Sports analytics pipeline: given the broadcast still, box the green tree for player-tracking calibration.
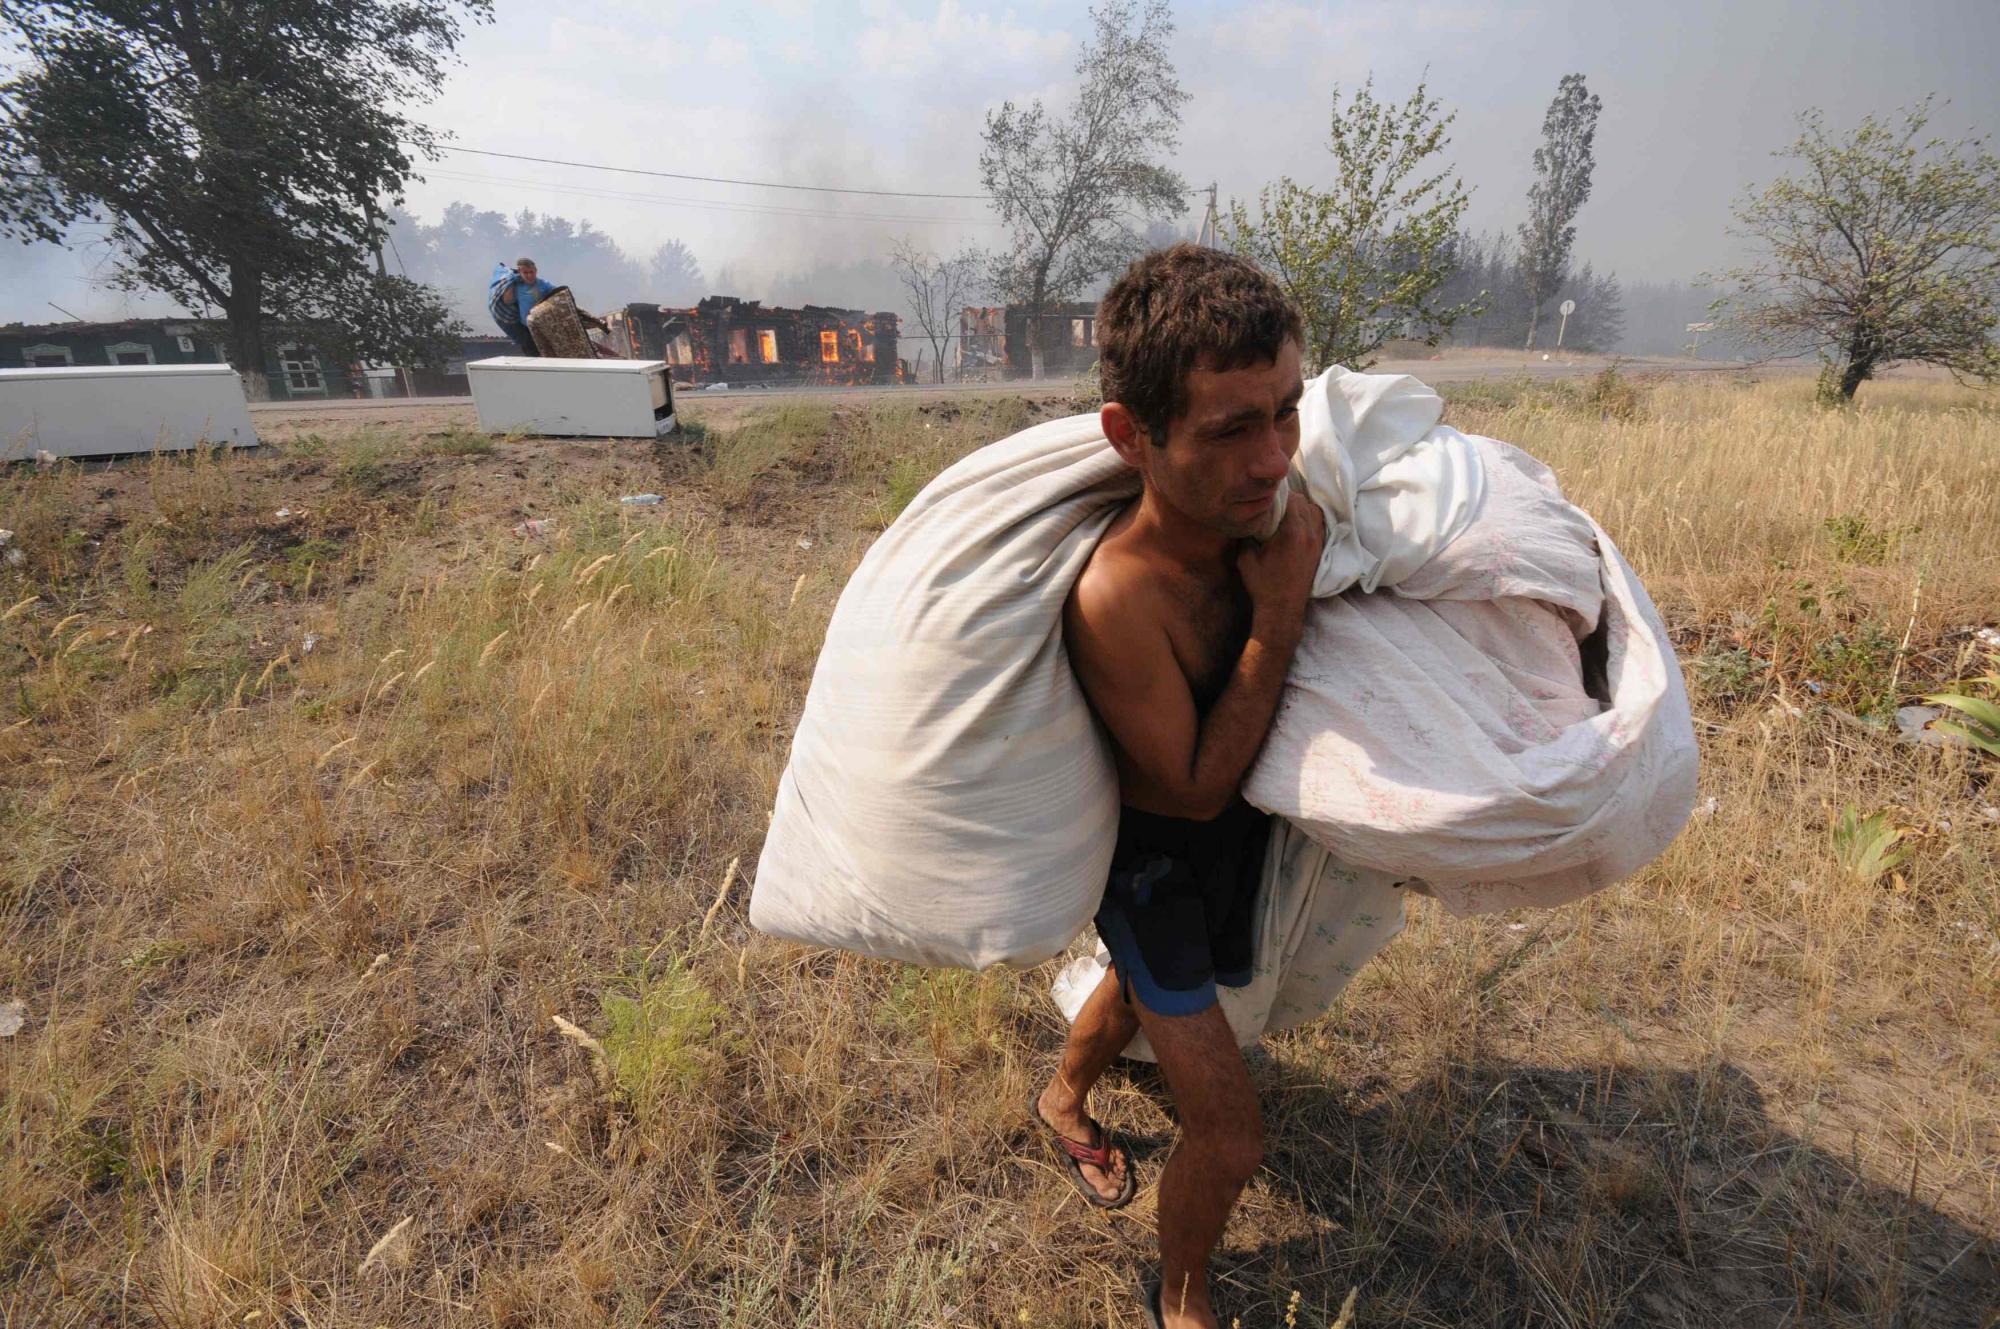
[1519,73,1602,350]
[978,0,1187,379]
[0,0,489,398]
[299,272,470,373]
[1227,76,1477,370]
[1718,100,2000,403]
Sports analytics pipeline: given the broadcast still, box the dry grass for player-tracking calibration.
[2,377,1996,1327]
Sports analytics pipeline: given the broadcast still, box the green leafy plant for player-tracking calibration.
[882,457,930,523]
[1820,513,1916,564]
[1830,805,1906,884]
[599,963,727,1115]
[419,429,496,458]
[1924,674,2000,756]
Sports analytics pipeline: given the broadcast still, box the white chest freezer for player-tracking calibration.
[466,357,677,438]
[0,363,259,460]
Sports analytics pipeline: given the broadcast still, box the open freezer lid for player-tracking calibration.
[0,363,244,383]
[465,357,667,373]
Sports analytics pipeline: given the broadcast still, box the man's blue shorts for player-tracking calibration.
[1094,800,1270,1017]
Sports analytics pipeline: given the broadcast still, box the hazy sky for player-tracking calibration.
[6,0,1997,322]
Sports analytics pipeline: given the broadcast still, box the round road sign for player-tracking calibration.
[1559,299,1576,317]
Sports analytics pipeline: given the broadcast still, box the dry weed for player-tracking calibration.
[1,377,1994,1327]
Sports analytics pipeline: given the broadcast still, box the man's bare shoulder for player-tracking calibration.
[1066,531,1171,646]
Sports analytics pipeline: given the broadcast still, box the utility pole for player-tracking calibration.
[1197,183,1219,248]
[364,200,418,398]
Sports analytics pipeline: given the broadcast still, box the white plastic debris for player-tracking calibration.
[797,538,813,551]
[619,494,663,506]
[0,1000,25,1038]
[1693,796,1720,818]
[0,528,13,545]
[5,548,24,568]
[703,382,730,392]
[35,450,57,468]
[1977,627,2000,649]
[1980,806,1999,824]
[301,632,320,655]
[1895,705,1968,748]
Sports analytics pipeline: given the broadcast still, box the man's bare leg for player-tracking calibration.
[1134,1001,1261,1329]
[1037,966,1139,1201]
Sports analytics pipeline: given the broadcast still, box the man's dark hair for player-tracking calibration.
[1096,244,1303,442]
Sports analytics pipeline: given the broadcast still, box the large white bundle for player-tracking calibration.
[750,365,1697,975]
[752,367,1483,969]
[1245,438,1700,915]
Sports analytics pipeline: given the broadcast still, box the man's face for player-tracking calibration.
[517,263,537,284]
[1127,338,1304,541]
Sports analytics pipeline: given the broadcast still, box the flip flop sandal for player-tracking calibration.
[1026,1089,1138,1210]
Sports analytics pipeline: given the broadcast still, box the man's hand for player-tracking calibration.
[1236,495,1324,636]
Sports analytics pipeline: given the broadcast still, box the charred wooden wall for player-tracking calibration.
[958,302,1101,379]
[608,297,902,387]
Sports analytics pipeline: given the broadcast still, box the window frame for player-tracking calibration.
[277,343,326,396]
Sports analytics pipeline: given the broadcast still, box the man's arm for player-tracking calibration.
[1065,503,1322,821]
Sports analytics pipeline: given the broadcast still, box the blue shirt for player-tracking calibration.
[488,263,555,330]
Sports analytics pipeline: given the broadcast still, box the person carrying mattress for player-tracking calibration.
[1027,245,1323,1329]
[487,257,554,356]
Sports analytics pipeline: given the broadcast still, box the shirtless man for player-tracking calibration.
[1029,246,1322,1329]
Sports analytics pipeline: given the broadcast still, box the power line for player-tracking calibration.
[419,165,1002,227]
[427,144,995,202]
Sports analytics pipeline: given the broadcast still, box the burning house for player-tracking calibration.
[605,297,903,388]
[958,302,1101,379]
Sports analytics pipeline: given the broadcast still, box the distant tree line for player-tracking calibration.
[1432,231,1621,353]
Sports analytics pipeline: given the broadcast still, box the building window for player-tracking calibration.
[23,343,73,368]
[1071,318,1093,348]
[278,345,324,395]
[668,332,692,365]
[845,328,863,360]
[727,328,750,363]
[819,330,839,363]
[108,341,156,366]
[757,329,779,364]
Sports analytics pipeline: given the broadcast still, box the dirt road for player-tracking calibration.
[246,351,1770,441]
